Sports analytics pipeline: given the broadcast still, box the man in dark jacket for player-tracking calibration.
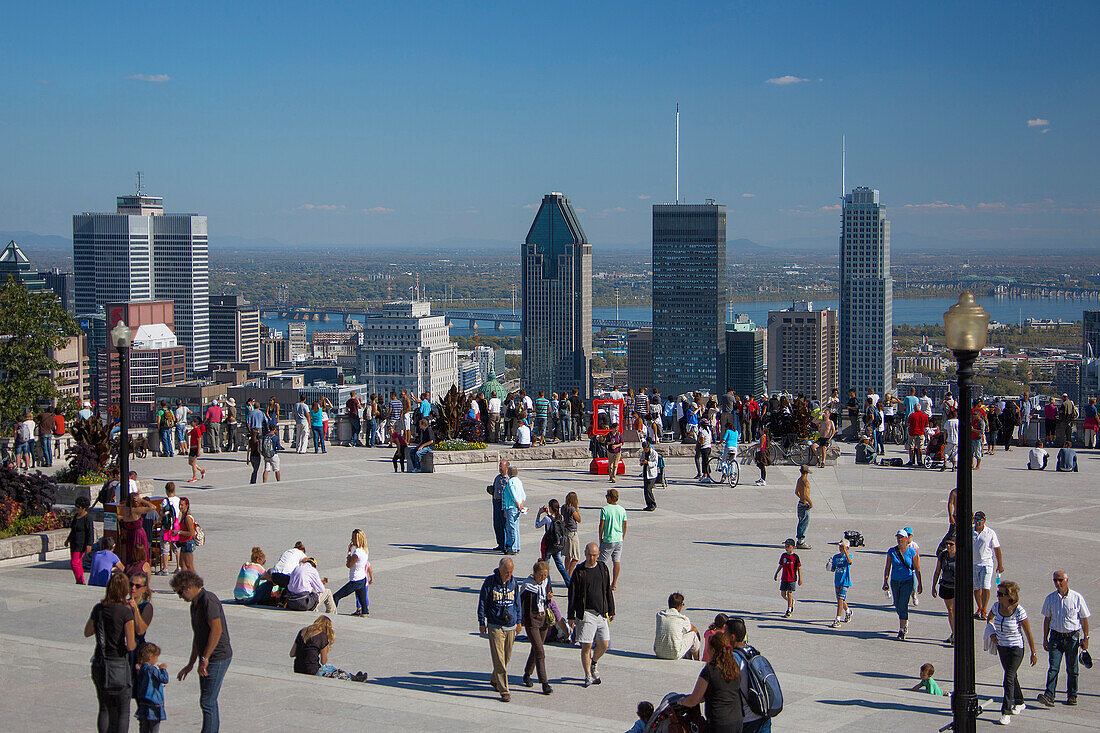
[478,557,522,702]
[568,542,615,688]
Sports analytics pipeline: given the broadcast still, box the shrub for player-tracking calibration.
[0,511,63,539]
[436,439,488,451]
[0,466,57,519]
[57,441,101,483]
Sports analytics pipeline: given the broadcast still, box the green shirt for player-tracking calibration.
[600,504,627,543]
[919,677,944,696]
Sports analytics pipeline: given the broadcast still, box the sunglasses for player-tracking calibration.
[996,591,1008,596]
[131,583,145,588]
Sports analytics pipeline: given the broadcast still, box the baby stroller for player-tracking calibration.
[924,432,946,469]
[645,693,706,733]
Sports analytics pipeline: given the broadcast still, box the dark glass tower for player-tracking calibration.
[521,193,592,399]
[652,201,727,396]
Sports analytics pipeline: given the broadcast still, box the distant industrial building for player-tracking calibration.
[652,201,726,396]
[209,295,261,370]
[766,301,838,402]
[521,192,593,399]
[839,186,892,398]
[356,301,458,398]
[726,318,765,398]
[626,328,653,393]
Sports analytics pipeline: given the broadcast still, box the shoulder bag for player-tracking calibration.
[93,604,132,692]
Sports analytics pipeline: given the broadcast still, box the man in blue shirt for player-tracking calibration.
[477,557,522,702]
[830,538,853,627]
[247,402,267,440]
[502,467,526,554]
[89,537,124,587]
[419,393,432,420]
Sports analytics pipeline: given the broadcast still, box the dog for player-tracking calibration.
[129,435,149,459]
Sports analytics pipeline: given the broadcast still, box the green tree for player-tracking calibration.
[0,276,81,425]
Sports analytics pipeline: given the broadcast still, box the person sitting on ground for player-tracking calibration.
[1056,441,1079,472]
[89,536,124,587]
[514,418,532,449]
[911,662,948,696]
[235,547,268,604]
[654,592,702,660]
[290,614,368,682]
[624,701,655,733]
[1027,440,1049,470]
[283,557,336,613]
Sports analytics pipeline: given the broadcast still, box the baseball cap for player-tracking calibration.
[974,511,987,521]
[1082,650,1094,669]
[784,538,796,547]
[903,527,914,536]
[895,529,908,537]
[837,538,850,548]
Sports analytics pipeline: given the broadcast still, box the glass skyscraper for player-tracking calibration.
[839,186,892,397]
[652,201,726,397]
[521,193,592,399]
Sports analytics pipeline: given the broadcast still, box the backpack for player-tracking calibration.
[261,434,276,459]
[545,517,567,554]
[161,498,177,532]
[161,409,176,428]
[734,645,783,719]
[872,411,882,429]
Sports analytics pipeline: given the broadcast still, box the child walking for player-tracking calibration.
[829,538,853,627]
[134,642,169,732]
[910,663,948,696]
[774,538,802,617]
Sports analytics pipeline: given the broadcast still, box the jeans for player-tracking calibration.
[547,550,570,585]
[643,477,657,510]
[492,501,505,549]
[559,415,572,441]
[349,416,361,445]
[694,446,711,476]
[199,657,231,733]
[225,423,238,452]
[159,429,173,456]
[91,662,131,733]
[998,645,1025,713]
[890,578,915,622]
[366,418,377,447]
[505,507,521,553]
[333,578,368,612]
[176,424,186,450]
[39,435,53,466]
[411,446,431,471]
[1045,631,1080,697]
[796,503,810,541]
[311,425,325,453]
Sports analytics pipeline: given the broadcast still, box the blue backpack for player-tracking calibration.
[734,646,783,719]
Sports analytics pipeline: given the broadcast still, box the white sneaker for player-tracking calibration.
[998,714,1011,725]
[1011,704,1025,715]
[758,480,766,486]
[913,596,920,607]
[844,609,853,622]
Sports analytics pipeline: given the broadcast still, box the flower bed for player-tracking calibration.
[436,439,487,451]
[0,465,61,540]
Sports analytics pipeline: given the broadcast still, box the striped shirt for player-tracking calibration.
[990,603,1028,648]
[535,397,550,419]
[389,399,402,419]
[1042,589,1091,634]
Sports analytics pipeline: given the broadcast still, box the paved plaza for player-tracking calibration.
[2,441,1098,732]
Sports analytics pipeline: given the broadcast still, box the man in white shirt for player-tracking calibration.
[943,414,960,471]
[1028,440,1049,470]
[609,386,624,402]
[653,593,701,660]
[972,511,1004,617]
[514,420,532,448]
[919,390,933,417]
[1038,570,1091,707]
[487,392,502,443]
[270,542,307,588]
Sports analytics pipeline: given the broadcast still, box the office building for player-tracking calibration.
[521,192,593,399]
[652,201,726,396]
[209,295,261,370]
[261,336,291,370]
[74,192,209,375]
[458,359,482,393]
[46,334,90,405]
[766,301,838,402]
[474,344,505,382]
[287,322,308,360]
[726,318,765,398]
[43,269,76,313]
[356,301,458,398]
[839,186,892,397]
[0,239,47,292]
[626,328,654,393]
[311,330,361,359]
[98,300,186,416]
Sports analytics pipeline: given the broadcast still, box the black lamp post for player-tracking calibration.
[943,291,990,733]
[111,321,134,500]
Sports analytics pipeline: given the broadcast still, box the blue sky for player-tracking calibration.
[1,1,1097,248]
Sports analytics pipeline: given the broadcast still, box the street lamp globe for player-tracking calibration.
[943,291,990,353]
[111,322,133,349]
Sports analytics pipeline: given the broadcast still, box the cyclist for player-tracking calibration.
[720,421,740,465]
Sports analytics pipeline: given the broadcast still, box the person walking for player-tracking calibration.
[503,466,525,554]
[521,560,555,695]
[882,529,922,641]
[813,412,835,467]
[488,459,509,552]
[606,423,623,482]
[973,511,1004,618]
[598,488,627,591]
[639,441,659,511]
[932,538,958,644]
[794,465,812,550]
[332,528,373,617]
[155,401,174,457]
[568,542,615,688]
[562,491,582,578]
[829,538,854,628]
[988,581,1037,725]
[477,557,523,702]
[172,570,232,733]
[678,632,743,733]
[186,417,206,483]
[1038,570,1091,708]
[84,573,136,733]
[246,432,262,485]
[261,423,281,482]
[534,500,570,585]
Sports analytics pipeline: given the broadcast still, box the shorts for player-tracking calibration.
[910,435,925,452]
[938,585,955,601]
[974,564,994,590]
[15,441,32,456]
[535,418,548,436]
[264,454,280,472]
[188,447,199,458]
[179,540,196,553]
[817,436,831,448]
[598,541,622,564]
[576,610,610,645]
[835,585,848,600]
[780,580,797,593]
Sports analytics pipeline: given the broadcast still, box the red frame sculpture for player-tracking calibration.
[589,398,626,475]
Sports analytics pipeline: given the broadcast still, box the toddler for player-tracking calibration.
[702,613,729,662]
[133,642,169,732]
[625,700,655,733]
[911,662,947,696]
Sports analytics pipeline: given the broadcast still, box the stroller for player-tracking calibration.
[644,692,706,732]
[924,432,946,469]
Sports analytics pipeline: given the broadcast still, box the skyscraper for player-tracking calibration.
[766,301,838,402]
[652,201,726,396]
[521,193,592,399]
[839,186,892,397]
[0,240,47,292]
[626,327,654,393]
[74,192,209,376]
[209,294,261,369]
[726,318,765,398]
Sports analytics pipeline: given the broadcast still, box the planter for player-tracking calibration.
[0,528,69,563]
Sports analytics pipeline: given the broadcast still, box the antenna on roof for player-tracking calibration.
[675,103,680,204]
[841,135,846,197]
[136,171,144,196]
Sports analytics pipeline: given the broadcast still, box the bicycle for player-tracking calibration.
[714,451,740,487]
[884,419,905,445]
[766,435,813,466]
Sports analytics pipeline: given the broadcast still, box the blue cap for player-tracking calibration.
[904,527,914,535]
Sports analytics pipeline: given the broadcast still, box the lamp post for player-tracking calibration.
[111,321,133,500]
[943,291,990,733]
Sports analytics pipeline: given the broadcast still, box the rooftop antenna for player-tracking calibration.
[841,135,846,197]
[136,171,144,196]
[675,103,680,203]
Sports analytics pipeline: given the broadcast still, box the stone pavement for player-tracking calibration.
[2,440,1098,732]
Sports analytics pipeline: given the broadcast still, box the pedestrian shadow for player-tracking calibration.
[853,670,916,681]
[819,698,949,716]
[368,669,499,700]
[693,541,781,551]
[758,623,946,646]
[389,543,500,555]
[430,585,480,595]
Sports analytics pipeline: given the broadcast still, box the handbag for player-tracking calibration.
[93,605,132,692]
[192,519,205,546]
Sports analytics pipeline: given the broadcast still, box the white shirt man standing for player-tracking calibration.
[1038,570,1090,708]
[972,511,1003,617]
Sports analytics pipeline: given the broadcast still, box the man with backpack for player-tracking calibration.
[156,400,176,457]
[726,617,782,732]
[1058,393,1079,446]
[261,423,281,483]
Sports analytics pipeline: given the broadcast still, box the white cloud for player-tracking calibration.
[522,203,538,209]
[297,204,344,211]
[766,75,809,85]
[1041,128,1051,134]
[900,201,967,210]
[976,202,1006,211]
[741,193,755,198]
[575,208,588,213]
[127,74,171,83]
[35,78,51,85]
[363,206,393,213]
[636,194,651,200]
[818,204,841,212]
[1027,118,1050,127]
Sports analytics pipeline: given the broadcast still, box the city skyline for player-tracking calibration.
[1,2,1097,250]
